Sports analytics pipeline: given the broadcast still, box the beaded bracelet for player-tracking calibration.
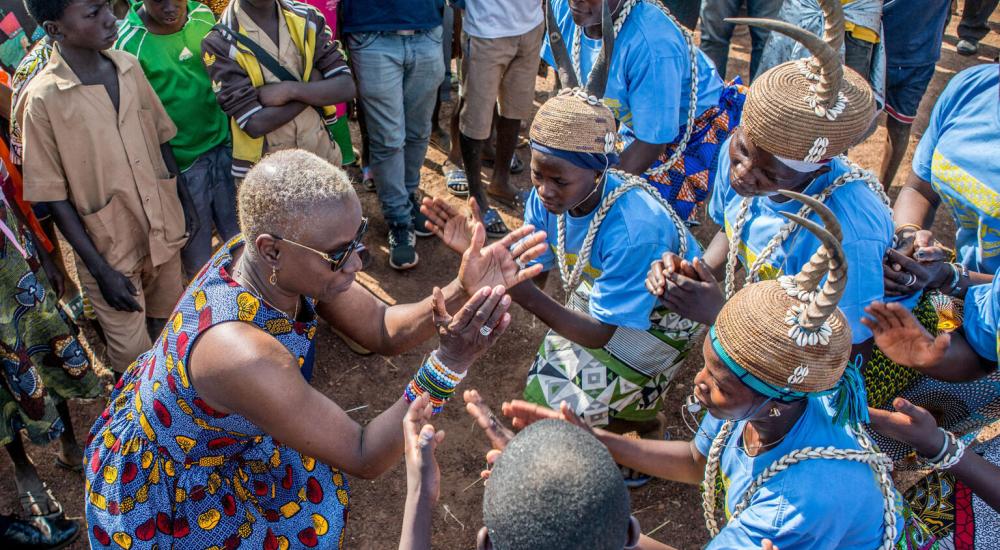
[920,428,967,470]
[403,351,467,414]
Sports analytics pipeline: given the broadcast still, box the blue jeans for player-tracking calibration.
[348,28,445,229]
[699,0,783,79]
[180,143,239,279]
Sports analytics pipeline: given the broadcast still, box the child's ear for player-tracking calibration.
[42,21,62,40]
[476,526,492,550]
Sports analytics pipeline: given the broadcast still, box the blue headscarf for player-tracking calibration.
[530,142,619,172]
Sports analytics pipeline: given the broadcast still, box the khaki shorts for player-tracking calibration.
[77,252,184,372]
[459,23,544,140]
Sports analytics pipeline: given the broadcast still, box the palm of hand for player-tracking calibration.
[876,324,942,368]
[461,245,517,291]
[441,215,474,254]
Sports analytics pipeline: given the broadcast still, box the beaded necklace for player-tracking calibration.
[722,158,890,298]
[555,169,690,298]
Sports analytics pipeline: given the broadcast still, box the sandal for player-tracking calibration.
[445,168,470,197]
[481,208,510,238]
[482,154,525,175]
[487,188,530,211]
[18,487,63,520]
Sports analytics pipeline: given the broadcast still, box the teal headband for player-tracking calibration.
[708,326,869,426]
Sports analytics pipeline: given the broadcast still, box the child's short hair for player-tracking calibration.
[24,0,75,25]
[483,419,631,550]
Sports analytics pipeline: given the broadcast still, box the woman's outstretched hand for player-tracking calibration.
[432,285,512,373]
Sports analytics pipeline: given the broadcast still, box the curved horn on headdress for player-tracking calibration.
[778,208,847,331]
[545,0,580,89]
[778,190,842,295]
[725,0,845,111]
[584,0,615,98]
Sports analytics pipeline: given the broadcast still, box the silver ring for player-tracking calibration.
[480,325,493,337]
[904,273,918,287]
[515,258,526,270]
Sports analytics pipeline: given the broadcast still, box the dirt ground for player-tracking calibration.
[2,6,998,550]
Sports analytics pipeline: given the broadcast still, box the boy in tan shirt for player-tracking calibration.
[21,0,197,374]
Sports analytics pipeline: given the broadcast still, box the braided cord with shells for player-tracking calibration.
[555,168,690,297]
[569,0,700,178]
[702,421,898,549]
[723,157,889,299]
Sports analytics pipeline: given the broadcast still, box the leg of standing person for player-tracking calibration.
[350,33,418,269]
[178,149,220,281]
[698,0,741,78]
[957,0,1000,55]
[880,63,936,189]
[747,0,784,80]
[402,28,446,240]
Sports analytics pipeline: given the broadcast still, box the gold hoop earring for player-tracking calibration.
[269,266,278,285]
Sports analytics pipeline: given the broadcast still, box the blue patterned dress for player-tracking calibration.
[84,237,348,549]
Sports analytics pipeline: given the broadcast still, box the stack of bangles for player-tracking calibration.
[403,351,467,414]
[942,262,969,296]
[920,428,967,470]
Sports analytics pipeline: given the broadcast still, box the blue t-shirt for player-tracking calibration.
[912,64,1000,275]
[524,171,701,330]
[540,0,723,145]
[339,0,442,33]
[882,0,950,67]
[695,395,904,549]
[710,141,912,343]
[962,277,1000,362]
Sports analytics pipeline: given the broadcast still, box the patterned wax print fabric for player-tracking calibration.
[9,40,52,166]
[696,396,905,549]
[709,143,907,343]
[0,190,100,446]
[522,172,704,426]
[863,292,1000,465]
[0,0,43,75]
[84,237,348,549]
[962,275,1000,362]
[903,436,1000,549]
[912,63,1000,275]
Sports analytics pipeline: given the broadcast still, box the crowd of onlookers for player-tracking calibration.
[0,0,998,547]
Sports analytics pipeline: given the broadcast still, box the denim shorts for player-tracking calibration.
[885,63,936,124]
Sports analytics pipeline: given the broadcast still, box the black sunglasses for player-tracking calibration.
[273,217,368,272]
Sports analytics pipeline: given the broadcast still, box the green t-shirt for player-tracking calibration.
[115,2,229,170]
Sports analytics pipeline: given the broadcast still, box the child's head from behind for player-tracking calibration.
[479,419,636,550]
[26,0,117,50]
[140,0,188,34]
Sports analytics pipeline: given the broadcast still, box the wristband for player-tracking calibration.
[403,351,467,414]
[893,223,922,235]
[920,428,967,470]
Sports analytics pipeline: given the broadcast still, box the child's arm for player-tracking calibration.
[201,33,309,138]
[46,201,142,312]
[508,280,617,348]
[399,395,443,550]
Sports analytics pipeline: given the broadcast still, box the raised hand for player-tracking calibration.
[433,285,512,373]
[657,256,723,325]
[403,394,446,503]
[501,399,591,432]
[458,221,548,294]
[421,197,479,254]
[463,389,515,481]
[861,301,950,370]
[868,397,943,458]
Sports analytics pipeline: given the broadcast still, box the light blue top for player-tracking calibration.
[540,0,723,145]
[912,63,1000,275]
[695,395,904,549]
[524,171,701,330]
[709,140,914,343]
[961,276,1000,362]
